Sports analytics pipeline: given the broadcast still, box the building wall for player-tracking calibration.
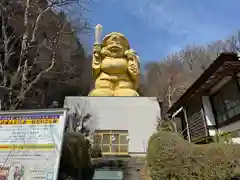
[202,95,240,140]
[202,96,217,136]
[174,94,240,141]
[185,97,208,142]
[218,121,240,144]
[218,120,240,133]
[64,97,160,154]
[202,96,216,126]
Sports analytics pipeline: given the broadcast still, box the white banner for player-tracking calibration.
[0,109,67,180]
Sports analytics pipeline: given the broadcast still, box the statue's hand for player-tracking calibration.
[93,44,102,66]
[93,44,102,54]
[128,62,139,76]
[92,44,101,78]
[124,49,136,60]
[125,49,140,78]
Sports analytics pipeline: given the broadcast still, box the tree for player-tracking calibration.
[144,56,191,113]
[179,45,216,78]
[66,99,97,137]
[143,30,240,115]
[59,132,94,180]
[156,116,177,133]
[0,0,91,110]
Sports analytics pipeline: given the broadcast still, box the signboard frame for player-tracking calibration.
[0,108,68,180]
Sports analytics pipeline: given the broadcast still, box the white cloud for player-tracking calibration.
[122,0,228,43]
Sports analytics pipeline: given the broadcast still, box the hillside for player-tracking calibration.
[143,30,240,113]
[0,0,92,109]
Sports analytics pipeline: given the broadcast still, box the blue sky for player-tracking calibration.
[80,0,240,65]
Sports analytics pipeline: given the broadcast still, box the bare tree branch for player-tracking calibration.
[17,0,30,76]
[31,7,51,43]
[11,51,56,110]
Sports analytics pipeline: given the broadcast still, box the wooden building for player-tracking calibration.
[168,52,240,143]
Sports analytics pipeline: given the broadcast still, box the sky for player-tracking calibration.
[79,0,240,65]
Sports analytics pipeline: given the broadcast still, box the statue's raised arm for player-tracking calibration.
[92,24,103,79]
[125,49,140,90]
[92,43,102,79]
[89,26,141,96]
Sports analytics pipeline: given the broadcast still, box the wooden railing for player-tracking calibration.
[187,110,208,142]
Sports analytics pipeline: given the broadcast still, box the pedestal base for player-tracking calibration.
[64,97,160,154]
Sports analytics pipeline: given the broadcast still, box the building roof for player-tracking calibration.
[167,52,240,115]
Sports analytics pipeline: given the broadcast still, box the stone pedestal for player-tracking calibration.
[64,97,161,155]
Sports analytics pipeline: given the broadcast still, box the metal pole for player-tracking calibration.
[183,107,191,142]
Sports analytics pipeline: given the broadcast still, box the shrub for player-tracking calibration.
[147,131,240,180]
[140,162,151,180]
[90,145,102,158]
[60,132,91,172]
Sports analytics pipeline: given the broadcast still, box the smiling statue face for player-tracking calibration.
[107,35,124,51]
[102,33,130,58]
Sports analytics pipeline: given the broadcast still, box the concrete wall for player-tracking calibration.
[64,97,160,154]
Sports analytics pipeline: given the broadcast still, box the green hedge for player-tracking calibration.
[147,131,240,180]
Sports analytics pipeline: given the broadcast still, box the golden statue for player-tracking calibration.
[88,24,140,96]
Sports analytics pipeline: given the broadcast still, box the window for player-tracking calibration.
[93,130,129,155]
[211,79,240,124]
